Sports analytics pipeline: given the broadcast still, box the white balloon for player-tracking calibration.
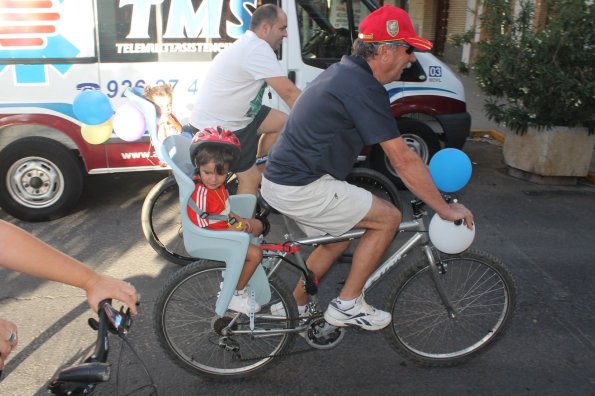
[428,214,475,254]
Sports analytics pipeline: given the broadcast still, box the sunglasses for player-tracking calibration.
[376,42,415,54]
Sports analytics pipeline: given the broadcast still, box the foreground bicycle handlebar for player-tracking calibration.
[47,299,133,396]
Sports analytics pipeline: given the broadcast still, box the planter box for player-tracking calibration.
[503,126,595,185]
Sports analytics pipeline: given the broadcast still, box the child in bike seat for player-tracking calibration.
[189,127,264,315]
[143,83,184,143]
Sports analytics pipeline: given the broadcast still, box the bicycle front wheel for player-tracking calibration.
[141,175,193,265]
[384,249,516,366]
[154,260,298,379]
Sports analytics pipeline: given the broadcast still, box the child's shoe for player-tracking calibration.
[228,289,261,315]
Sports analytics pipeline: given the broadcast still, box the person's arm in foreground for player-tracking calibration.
[381,137,474,228]
[0,220,139,369]
[0,220,139,313]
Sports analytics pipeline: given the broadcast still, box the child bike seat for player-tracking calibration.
[159,135,270,315]
[125,88,270,316]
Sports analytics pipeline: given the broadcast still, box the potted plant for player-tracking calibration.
[472,0,595,184]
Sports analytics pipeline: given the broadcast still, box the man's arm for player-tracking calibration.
[380,137,474,227]
[265,76,301,108]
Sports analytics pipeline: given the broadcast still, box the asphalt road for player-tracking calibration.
[1,139,594,395]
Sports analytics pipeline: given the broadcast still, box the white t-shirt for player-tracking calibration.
[190,30,286,131]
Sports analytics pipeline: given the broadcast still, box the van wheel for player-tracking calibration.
[0,137,84,221]
[371,119,441,190]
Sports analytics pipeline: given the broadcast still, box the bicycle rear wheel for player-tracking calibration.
[347,167,401,211]
[141,175,193,265]
[154,260,298,379]
[384,249,516,366]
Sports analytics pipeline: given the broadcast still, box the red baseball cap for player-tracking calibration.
[358,5,433,51]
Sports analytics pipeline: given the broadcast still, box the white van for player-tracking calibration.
[0,0,469,221]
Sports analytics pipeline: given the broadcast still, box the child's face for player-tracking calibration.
[198,161,228,190]
[153,94,172,117]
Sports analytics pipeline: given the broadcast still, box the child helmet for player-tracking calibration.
[189,126,241,161]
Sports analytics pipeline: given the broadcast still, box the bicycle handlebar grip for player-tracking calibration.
[56,362,111,383]
[97,298,112,313]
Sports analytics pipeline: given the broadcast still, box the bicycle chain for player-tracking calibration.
[231,318,346,361]
[235,344,318,362]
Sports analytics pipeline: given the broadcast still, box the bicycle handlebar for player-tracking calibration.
[47,299,134,396]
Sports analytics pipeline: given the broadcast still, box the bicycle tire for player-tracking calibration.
[141,175,194,265]
[347,167,402,211]
[154,260,299,379]
[384,249,516,366]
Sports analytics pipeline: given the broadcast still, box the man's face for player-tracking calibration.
[383,44,417,83]
[263,11,288,50]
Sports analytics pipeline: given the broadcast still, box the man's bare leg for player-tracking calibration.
[290,196,400,305]
[235,109,288,193]
[256,109,287,171]
[235,165,261,195]
[339,196,401,300]
[291,240,351,305]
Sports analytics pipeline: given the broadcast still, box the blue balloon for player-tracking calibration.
[429,148,472,192]
[73,90,113,125]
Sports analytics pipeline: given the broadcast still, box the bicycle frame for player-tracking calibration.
[265,214,429,293]
[222,201,454,338]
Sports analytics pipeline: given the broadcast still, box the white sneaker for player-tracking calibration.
[227,290,261,315]
[270,302,310,318]
[324,294,391,331]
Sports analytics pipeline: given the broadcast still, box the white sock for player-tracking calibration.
[297,305,307,314]
[235,287,246,296]
[336,297,356,310]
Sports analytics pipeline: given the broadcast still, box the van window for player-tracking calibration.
[297,0,371,68]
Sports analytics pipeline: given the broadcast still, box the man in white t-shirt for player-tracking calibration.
[189,4,301,194]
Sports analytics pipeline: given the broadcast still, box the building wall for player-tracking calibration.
[447,0,469,35]
[442,0,471,64]
[384,0,551,67]
[408,0,429,38]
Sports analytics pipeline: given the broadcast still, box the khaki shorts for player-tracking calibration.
[261,175,372,237]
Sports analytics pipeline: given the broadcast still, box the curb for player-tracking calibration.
[469,129,595,183]
[469,129,505,144]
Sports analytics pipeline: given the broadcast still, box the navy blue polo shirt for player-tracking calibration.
[264,55,400,186]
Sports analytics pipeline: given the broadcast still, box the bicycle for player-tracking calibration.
[141,166,401,265]
[47,300,157,396]
[153,192,517,379]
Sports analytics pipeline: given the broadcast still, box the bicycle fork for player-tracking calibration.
[423,246,457,319]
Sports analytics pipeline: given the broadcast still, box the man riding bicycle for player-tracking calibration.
[189,4,301,195]
[261,6,474,330]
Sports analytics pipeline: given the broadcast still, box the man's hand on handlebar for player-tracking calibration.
[438,202,474,230]
[83,274,139,316]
